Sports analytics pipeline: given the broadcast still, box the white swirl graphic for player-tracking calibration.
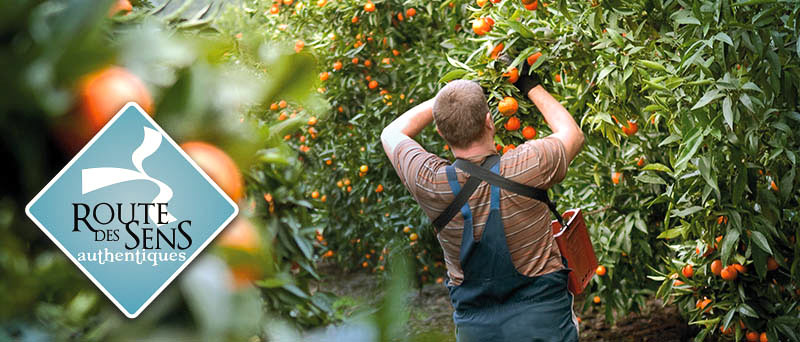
[82,127,177,226]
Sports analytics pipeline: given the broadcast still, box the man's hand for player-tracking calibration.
[381,99,435,158]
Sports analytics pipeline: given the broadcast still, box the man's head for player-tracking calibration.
[433,80,493,149]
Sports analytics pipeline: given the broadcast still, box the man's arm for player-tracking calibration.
[381,99,434,159]
[527,86,584,163]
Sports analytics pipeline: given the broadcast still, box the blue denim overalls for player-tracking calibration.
[444,158,579,342]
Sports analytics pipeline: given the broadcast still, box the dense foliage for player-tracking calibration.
[1,0,798,341]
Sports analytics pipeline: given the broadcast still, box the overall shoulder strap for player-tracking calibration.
[432,156,501,233]
[453,156,565,228]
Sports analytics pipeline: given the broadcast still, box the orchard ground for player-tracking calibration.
[315,263,698,342]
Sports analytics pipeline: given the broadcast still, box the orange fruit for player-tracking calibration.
[760,332,768,342]
[364,1,375,12]
[181,142,244,203]
[504,116,521,131]
[311,191,320,199]
[592,296,601,304]
[406,8,417,17]
[362,261,368,268]
[375,184,384,193]
[472,18,492,35]
[360,164,369,173]
[682,264,694,278]
[279,100,287,108]
[489,43,504,59]
[368,80,378,89]
[278,112,287,121]
[622,120,639,136]
[524,0,538,10]
[270,5,279,14]
[392,49,400,56]
[502,144,516,154]
[397,12,404,21]
[333,61,343,71]
[637,156,645,167]
[319,71,329,81]
[308,116,318,125]
[324,250,334,257]
[403,226,411,233]
[109,0,133,16]
[294,40,305,53]
[696,298,712,313]
[477,0,488,6]
[673,279,684,286]
[522,126,537,140]
[770,180,778,191]
[554,73,562,82]
[270,103,279,111]
[710,260,723,276]
[612,172,623,185]
[596,265,607,276]
[527,51,542,66]
[217,217,260,252]
[229,265,261,290]
[409,233,419,241]
[66,66,153,150]
[503,67,519,83]
[767,257,778,271]
[732,263,747,274]
[352,16,359,23]
[716,216,726,225]
[720,325,733,335]
[317,0,327,6]
[720,266,738,281]
[320,195,327,202]
[746,331,759,342]
[364,59,373,67]
[498,96,519,116]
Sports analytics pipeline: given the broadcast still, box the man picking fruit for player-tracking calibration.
[381,57,584,341]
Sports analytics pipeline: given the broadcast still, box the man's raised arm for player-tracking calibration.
[380,99,434,158]
[527,86,584,163]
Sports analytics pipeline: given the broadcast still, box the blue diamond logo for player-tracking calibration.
[25,103,239,318]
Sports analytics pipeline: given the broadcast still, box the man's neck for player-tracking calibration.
[450,139,497,161]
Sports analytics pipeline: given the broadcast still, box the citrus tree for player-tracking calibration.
[447,0,800,340]
[259,0,800,340]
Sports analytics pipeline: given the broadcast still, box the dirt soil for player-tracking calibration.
[316,264,698,342]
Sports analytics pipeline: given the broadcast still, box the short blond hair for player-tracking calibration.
[433,80,488,148]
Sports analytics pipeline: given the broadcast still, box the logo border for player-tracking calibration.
[24,102,240,319]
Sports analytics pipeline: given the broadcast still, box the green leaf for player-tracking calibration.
[721,230,740,265]
[674,128,704,171]
[657,227,684,239]
[750,231,773,255]
[506,20,534,39]
[642,163,673,173]
[439,69,467,83]
[714,32,734,46]
[691,88,723,110]
[638,60,667,72]
[738,304,758,318]
[672,206,703,218]
[635,173,667,185]
[722,96,734,128]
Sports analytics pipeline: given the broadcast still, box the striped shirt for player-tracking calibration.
[389,137,568,286]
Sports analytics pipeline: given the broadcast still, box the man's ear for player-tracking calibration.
[485,112,494,130]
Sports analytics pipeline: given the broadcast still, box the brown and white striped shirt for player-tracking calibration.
[389,137,568,285]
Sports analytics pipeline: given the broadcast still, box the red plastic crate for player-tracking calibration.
[551,208,597,295]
